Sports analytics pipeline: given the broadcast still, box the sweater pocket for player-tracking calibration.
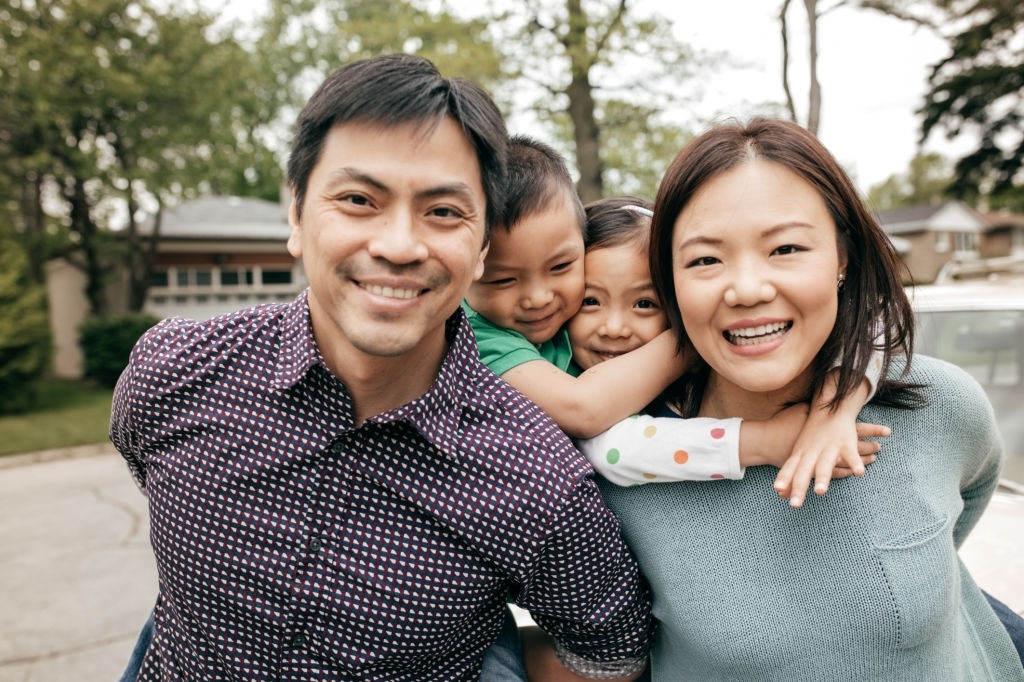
[872,514,958,650]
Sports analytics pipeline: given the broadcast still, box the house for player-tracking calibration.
[46,196,304,378]
[875,201,990,284]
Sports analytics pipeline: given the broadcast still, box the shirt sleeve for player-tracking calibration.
[515,477,654,678]
[577,415,743,486]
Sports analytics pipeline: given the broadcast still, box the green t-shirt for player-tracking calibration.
[461,302,578,377]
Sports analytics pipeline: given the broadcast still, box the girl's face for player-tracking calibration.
[568,241,668,371]
[671,159,845,414]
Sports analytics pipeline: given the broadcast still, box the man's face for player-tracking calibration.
[288,118,488,371]
[465,193,585,345]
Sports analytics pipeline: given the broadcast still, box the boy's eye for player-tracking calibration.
[551,260,576,273]
[485,277,515,287]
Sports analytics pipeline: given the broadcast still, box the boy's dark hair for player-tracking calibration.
[286,53,508,237]
[584,196,654,252]
[503,135,586,237]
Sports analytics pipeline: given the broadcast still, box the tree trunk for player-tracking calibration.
[65,176,107,316]
[565,0,603,202]
[803,0,822,135]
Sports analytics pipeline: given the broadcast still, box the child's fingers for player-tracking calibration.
[784,452,821,508]
[855,422,891,439]
[831,454,876,479]
[857,439,882,456]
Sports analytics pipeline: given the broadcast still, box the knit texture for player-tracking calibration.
[599,354,1024,682]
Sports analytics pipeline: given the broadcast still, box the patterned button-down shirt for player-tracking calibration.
[111,292,653,681]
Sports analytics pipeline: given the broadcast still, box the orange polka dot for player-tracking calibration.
[643,425,658,438]
[674,450,689,465]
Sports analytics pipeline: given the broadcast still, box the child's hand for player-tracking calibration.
[773,415,890,508]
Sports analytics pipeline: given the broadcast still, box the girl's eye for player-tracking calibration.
[635,298,659,310]
[580,296,600,307]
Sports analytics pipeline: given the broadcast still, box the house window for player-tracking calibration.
[953,232,977,256]
[195,269,212,287]
[150,270,169,288]
[220,268,254,287]
[176,270,190,287]
[1013,228,1024,256]
[261,268,293,286]
[935,232,950,253]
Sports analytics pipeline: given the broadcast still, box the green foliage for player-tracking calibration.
[866,152,955,210]
[0,238,51,414]
[914,0,1024,208]
[78,312,159,388]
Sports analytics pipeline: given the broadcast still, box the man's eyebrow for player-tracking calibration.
[326,168,478,205]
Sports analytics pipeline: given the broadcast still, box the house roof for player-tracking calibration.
[143,196,290,240]
[874,201,988,236]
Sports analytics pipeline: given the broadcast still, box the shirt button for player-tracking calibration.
[331,442,343,455]
[291,632,306,647]
[307,536,323,552]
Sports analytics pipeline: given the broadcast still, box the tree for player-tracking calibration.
[866,151,954,209]
[864,0,1024,210]
[0,237,51,414]
[481,0,706,202]
[0,0,282,313]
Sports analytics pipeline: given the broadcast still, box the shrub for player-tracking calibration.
[0,239,52,414]
[79,312,160,388]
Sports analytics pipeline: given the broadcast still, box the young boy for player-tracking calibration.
[463,136,883,506]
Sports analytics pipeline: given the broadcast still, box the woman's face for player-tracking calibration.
[671,159,846,412]
[568,241,668,370]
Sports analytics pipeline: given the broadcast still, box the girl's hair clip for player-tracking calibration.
[622,205,653,217]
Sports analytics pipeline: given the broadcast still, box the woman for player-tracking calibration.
[532,118,1024,681]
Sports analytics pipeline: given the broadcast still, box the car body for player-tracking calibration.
[907,259,1024,491]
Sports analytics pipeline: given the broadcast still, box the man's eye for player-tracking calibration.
[431,207,464,219]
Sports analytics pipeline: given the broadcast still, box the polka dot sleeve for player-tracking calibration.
[577,415,743,486]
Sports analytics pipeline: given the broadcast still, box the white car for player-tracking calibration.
[907,268,1024,490]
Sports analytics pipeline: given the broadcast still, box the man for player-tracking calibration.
[111,53,653,681]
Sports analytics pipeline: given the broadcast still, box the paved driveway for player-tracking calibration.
[0,446,1020,682]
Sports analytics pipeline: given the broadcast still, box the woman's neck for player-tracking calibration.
[698,372,809,421]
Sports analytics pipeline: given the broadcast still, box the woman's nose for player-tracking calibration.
[723,267,776,307]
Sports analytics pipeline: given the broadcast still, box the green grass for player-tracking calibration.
[0,379,113,457]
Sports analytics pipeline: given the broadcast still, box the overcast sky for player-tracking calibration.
[649,0,959,192]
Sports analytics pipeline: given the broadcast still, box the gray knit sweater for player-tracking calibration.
[599,354,1024,681]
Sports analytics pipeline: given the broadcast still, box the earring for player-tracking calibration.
[837,273,846,291]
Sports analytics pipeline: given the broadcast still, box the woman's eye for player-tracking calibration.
[686,256,719,268]
[773,244,805,256]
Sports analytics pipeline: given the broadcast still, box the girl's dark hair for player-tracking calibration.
[287,53,508,237]
[583,196,653,252]
[649,117,920,415]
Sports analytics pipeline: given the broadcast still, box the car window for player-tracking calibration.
[915,308,1024,485]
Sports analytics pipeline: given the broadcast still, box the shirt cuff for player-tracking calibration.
[555,642,648,679]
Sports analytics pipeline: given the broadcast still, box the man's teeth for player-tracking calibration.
[727,322,789,345]
[364,284,419,299]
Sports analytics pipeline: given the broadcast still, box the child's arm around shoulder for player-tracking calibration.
[501,329,688,438]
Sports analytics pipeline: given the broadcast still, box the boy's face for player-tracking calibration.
[466,193,585,345]
[568,242,668,371]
